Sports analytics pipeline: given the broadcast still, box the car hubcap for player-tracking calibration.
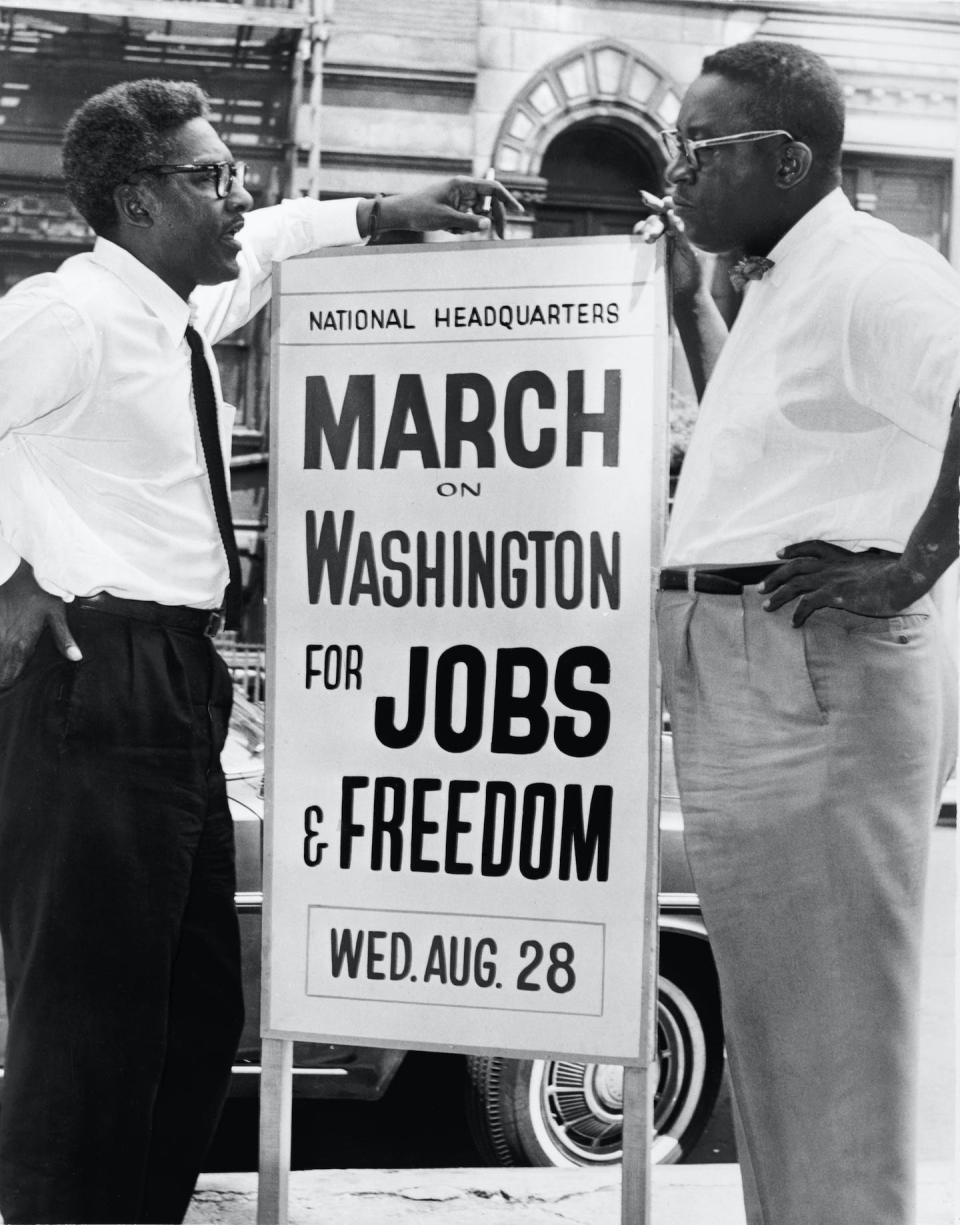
[525,976,709,1165]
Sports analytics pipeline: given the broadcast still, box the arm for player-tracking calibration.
[636,196,727,400]
[197,176,524,343]
[761,397,960,625]
[672,263,728,402]
[0,290,88,682]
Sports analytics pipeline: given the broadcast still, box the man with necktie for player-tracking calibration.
[0,78,519,1225]
[647,40,959,1225]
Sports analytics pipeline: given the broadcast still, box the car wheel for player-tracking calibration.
[465,954,723,1166]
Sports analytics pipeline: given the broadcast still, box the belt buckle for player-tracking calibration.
[205,609,224,638]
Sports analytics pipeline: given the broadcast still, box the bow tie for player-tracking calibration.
[729,255,774,292]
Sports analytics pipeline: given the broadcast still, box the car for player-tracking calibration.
[222,686,726,1168]
[0,678,724,1169]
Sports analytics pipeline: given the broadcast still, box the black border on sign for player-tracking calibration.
[302,902,607,1016]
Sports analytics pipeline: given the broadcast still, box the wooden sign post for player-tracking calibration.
[260,235,668,1224]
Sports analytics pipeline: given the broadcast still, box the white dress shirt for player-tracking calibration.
[665,189,960,566]
[0,196,362,606]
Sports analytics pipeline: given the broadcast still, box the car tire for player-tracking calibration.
[464,948,723,1167]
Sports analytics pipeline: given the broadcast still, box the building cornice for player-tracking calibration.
[656,0,960,25]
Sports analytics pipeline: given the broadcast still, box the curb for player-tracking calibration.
[187,1162,955,1224]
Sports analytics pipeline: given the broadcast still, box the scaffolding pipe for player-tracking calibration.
[304,0,332,199]
[285,24,306,198]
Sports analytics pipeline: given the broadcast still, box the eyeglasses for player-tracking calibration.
[660,128,793,170]
[131,161,247,199]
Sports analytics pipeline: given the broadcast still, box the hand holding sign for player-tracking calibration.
[366,175,524,240]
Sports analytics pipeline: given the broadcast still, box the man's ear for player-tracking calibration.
[113,183,155,228]
[775,141,813,189]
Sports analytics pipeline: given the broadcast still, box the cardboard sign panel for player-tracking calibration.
[263,236,666,1062]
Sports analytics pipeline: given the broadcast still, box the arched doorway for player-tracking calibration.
[535,120,663,238]
[489,40,681,237]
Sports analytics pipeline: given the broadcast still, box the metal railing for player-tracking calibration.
[217,638,267,703]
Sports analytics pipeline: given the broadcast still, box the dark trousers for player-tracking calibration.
[0,606,244,1224]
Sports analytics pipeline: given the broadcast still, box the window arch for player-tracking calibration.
[491,40,682,183]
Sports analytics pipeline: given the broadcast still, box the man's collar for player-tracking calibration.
[764,188,852,286]
[90,236,191,344]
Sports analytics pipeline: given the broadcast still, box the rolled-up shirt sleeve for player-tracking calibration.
[0,287,93,584]
[195,196,364,342]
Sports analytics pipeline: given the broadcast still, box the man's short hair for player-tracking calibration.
[701,40,845,170]
[63,79,210,235]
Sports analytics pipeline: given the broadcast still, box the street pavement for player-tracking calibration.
[187,1163,955,1224]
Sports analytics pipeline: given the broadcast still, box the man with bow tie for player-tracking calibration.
[648,40,960,1225]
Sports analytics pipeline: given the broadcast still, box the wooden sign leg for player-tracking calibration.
[621,1062,653,1225]
[258,1037,293,1225]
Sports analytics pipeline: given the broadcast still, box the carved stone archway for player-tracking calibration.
[491,40,683,226]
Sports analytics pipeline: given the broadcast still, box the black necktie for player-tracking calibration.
[185,324,242,631]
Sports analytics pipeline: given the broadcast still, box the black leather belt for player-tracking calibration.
[659,564,780,595]
[75,592,224,637]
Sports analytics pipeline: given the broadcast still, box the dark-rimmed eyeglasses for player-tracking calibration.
[130,161,247,199]
[660,128,794,170]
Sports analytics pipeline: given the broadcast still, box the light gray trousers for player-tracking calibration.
[657,586,956,1225]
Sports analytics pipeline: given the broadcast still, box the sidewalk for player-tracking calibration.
[187,1162,956,1224]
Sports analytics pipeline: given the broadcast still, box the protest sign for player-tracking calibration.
[262,235,667,1064]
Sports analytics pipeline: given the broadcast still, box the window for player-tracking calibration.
[841,155,951,252]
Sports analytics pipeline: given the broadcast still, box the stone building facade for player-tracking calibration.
[318,1,960,254]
